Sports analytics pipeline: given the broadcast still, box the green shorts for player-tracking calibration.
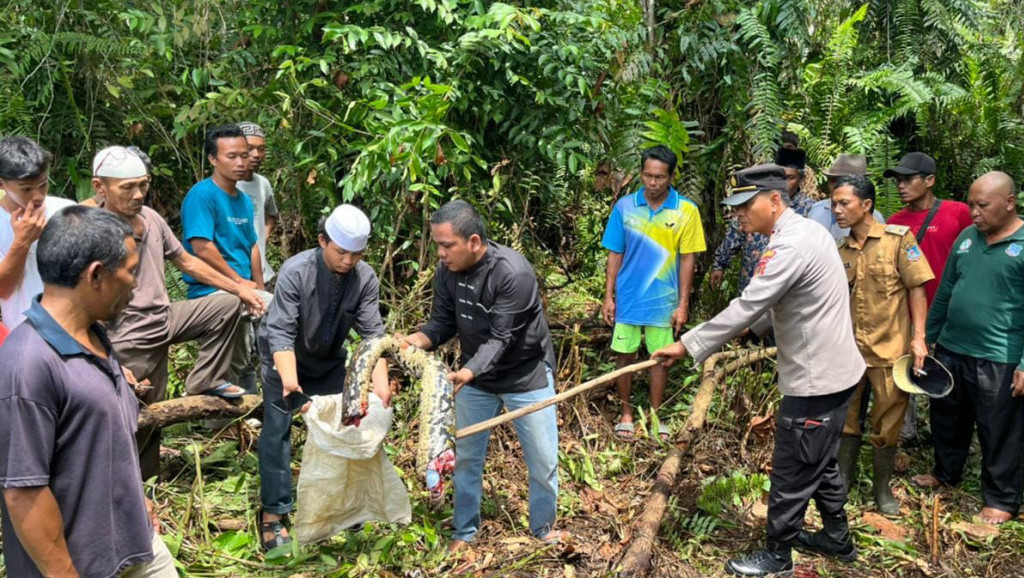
[611,323,674,355]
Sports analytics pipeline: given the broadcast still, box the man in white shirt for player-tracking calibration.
[0,137,75,328]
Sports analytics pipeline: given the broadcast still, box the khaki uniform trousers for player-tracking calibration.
[842,366,909,448]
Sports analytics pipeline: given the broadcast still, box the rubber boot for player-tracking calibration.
[873,446,900,515]
[838,435,861,492]
[899,402,919,446]
[795,510,857,562]
[725,539,793,576]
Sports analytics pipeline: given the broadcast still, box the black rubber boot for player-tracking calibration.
[725,539,794,576]
[873,446,900,515]
[795,511,858,562]
[838,435,861,491]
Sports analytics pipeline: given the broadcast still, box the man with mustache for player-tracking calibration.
[89,145,264,482]
[0,206,176,578]
[654,165,864,576]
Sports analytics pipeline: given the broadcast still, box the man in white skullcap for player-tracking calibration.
[255,204,390,550]
[88,145,266,482]
[237,121,279,283]
[0,136,74,328]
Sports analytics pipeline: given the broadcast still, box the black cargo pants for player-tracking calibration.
[767,386,855,543]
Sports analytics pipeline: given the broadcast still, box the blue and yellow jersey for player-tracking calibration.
[601,187,706,326]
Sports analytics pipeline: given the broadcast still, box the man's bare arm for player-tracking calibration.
[4,487,79,577]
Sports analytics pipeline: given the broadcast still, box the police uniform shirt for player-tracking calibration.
[837,222,934,367]
[682,209,865,397]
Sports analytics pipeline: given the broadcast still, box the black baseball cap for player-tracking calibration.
[883,152,936,178]
[722,164,789,206]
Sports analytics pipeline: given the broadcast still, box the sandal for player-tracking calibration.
[652,423,671,442]
[204,382,246,399]
[614,420,636,442]
[258,510,291,551]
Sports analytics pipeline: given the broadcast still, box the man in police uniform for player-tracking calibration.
[831,174,933,515]
[654,165,865,576]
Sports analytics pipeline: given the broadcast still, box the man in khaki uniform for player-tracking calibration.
[830,174,933,515]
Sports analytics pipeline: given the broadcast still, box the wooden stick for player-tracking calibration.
[455,359,660,439]
[931,495,941,567]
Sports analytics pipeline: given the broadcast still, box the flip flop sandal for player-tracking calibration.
[204,382,246,399]
[652,424,671,442]
[614,421,636,441]
[258,510,292,551]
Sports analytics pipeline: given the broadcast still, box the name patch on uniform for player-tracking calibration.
[958,238,972,253]
[754,250,776,276]
[906,245,922,261]
[1007,243,1022,257]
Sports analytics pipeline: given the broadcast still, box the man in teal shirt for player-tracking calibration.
[916,171,1024,525]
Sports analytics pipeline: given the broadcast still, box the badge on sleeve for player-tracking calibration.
[754,250,777,276]
[1007,243,1022,257]
[906,245,922,261]
[957,238,972,253]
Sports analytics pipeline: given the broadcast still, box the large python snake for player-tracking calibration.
[341,335,456,501]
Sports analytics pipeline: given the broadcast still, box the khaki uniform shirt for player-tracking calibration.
[682,209,865,397]
[838,222,934,367]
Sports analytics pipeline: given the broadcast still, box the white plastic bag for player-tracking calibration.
[293,392,411,544]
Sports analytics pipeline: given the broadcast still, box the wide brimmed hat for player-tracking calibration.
[823,154,868,177]
[893,354,954,398]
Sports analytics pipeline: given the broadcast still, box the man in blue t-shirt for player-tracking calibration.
[181,124,264,398]
[181,124,263,299]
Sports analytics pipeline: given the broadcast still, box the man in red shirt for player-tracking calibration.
[884,153,972,305]
[884,152,972,446]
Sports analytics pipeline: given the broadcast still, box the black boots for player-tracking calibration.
[795,511,858,562]
[838,435,860,491]
[873,446,900,515]
[725,539,794,576]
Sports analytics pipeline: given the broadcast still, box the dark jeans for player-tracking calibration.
[258,362,346,515]
[929,346,1024,515]
[767,387,855,543]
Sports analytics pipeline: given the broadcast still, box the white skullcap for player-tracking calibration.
[325,204,371,252]
[93,146,147,179]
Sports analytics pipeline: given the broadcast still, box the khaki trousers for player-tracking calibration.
[842,366,909,448]
[120,531,176,578]
[113,293,244,480]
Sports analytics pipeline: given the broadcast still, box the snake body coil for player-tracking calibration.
[342,336,456,499]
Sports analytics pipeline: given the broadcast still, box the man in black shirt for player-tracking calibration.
[400,200,563,552]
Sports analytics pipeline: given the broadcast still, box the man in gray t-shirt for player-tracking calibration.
[238,121,279,282]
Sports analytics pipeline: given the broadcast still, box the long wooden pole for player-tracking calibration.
[455,359,660,439]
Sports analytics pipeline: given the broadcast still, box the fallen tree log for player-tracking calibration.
[616,347,777,577]
[137,394,263,430]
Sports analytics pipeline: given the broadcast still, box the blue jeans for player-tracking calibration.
[453,368,559,542]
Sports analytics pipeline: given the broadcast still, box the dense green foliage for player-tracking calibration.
[5,0,1022,297]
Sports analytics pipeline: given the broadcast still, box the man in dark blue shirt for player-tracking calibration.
[0,206,175,577]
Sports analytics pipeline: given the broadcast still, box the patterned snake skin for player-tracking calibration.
[342,336,456,500]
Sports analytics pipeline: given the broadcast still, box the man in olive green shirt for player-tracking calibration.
[916,171,1024,525]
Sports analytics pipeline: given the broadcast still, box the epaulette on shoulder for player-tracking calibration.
[836,237,848,248]
[884,224,910,236]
